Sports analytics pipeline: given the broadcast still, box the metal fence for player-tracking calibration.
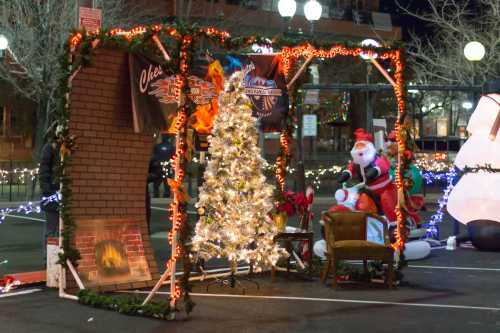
[0,162,39,202]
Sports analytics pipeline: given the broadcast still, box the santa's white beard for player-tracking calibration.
[351,143,376,168]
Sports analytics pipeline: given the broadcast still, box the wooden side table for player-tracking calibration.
[271,231,314,282]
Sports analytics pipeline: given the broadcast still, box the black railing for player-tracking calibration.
[0,163,39,202]
[415,137,465,152]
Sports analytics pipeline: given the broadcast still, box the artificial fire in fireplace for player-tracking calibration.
[95,240,130,277]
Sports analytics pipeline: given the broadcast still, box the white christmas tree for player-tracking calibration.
[448,93,500,224]
[192,71,284,271]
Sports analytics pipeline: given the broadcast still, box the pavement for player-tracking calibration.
[2,198,499,332]
[1,244,500,333]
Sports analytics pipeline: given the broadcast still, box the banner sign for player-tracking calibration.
[128,54,171,133]
[128,53,288,135]
[242,54,288,132]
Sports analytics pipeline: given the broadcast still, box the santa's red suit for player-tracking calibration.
[339,129,398,223]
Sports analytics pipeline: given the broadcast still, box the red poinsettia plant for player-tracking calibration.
[274,190,313,217]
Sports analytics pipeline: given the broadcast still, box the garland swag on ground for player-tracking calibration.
[78,290,172,320]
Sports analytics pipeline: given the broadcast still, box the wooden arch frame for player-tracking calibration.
[277,44,408,252]
[62,24,409,317]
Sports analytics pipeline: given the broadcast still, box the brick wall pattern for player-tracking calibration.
[67,48,160,291]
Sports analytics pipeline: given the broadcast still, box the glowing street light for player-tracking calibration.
[463,41,485,109]
[304,0,322,34]
[278,0,297,18]
[462,101,473,110]
[463,41,485,62]
[304,0,322,21]
[278,0,297,33]
[359,39,380,60]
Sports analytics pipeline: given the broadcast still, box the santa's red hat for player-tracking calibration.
[354,128,373,143]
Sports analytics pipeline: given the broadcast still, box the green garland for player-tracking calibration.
[78,290,173,320]
[55,40,81,268]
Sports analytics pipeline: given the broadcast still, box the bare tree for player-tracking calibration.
[396,0,500,86]
[0,0,162,160]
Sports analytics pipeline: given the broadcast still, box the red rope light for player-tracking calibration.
[278,45,408,251]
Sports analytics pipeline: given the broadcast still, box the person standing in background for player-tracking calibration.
[152,134,174,198]
[39,139,60,259]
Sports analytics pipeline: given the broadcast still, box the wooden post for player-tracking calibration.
[370,58,396,87]
[152,35,171,62]
[286,55,314,90]
[141,266,171,306]
[66,259,85,290]
[142,36,179,312]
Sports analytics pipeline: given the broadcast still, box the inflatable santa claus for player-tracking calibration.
[338,128,398,223]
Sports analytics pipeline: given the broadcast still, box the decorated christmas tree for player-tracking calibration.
[192,71,284,271]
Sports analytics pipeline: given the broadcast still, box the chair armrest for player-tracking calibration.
[320,212,336,254]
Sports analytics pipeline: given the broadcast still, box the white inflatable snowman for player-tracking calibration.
[447,92,500,251]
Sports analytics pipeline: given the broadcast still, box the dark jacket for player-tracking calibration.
[39,143,60,212]
[147,158,163,184]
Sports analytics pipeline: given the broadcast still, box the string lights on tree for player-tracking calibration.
[192,71,285,272]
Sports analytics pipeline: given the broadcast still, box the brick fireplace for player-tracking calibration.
[66,48,160,292]
[75,219,151,287]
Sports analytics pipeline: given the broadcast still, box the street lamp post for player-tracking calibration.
[278,0,297,33]
[0,35,9,58]
[463,41,485,107]
[360,39,381,133]
[304,0,322,34]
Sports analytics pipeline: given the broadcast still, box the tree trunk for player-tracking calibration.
[32,98,51,162]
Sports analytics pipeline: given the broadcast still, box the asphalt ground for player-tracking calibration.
[1,200,500,332]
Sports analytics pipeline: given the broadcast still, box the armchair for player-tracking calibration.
[320,211,394,289]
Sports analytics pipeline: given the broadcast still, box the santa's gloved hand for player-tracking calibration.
[364,167,379,182]
[338,171,351,184]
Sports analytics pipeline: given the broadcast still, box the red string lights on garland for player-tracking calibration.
[381,50,408,251]
[276,131,290,192]
[166,33,193,304]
